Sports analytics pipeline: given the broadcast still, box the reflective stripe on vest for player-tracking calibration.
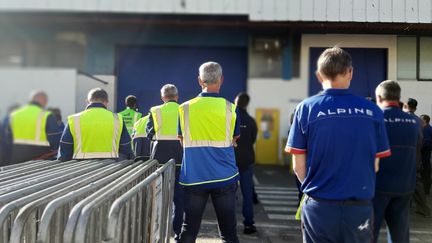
[181,98,235,148]
[11,105,51,146]
[133,115,149,139]
[151,102,179,140]
[69,109,122,159]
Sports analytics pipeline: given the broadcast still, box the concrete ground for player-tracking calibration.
[179,165,432,243]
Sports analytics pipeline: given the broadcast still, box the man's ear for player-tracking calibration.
[315,71,324,84]
[220,75,224,86]
[198,76,204,87]
[376,95,383,104]
[347,67,353,81]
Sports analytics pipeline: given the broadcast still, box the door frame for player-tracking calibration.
[300,34,397,94]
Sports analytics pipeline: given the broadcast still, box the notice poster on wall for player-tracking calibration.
[255,108,280,165]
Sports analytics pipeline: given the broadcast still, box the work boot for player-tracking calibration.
[244,225,257,234]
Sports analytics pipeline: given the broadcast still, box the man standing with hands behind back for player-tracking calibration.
[177,61,240,243]
[285,47,391,243]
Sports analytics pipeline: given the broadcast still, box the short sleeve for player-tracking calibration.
[375,116,391,158]
[285,107,307,154]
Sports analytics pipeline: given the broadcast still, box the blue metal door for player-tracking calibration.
[116,46,247,113]
[309,48,387,98]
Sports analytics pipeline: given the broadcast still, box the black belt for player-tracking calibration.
[306,195,371,206]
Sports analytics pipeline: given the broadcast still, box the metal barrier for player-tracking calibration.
[62,160,159,243]
[0,158,175,243]
[104,160,176,243]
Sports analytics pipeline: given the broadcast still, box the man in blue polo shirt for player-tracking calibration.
[373,80,420,243]
[286,47,391,243]
[420,114,432,195]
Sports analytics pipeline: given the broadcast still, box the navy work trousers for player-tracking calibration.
[373,192,412,243]
[239,164,255,226]
[177,183,239,243]
[302,196,373,243]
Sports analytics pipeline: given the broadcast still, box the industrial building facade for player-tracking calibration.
[1,0,432,162]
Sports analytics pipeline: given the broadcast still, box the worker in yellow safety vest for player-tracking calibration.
[57,88,133,161]
[119,95,142,136]
[176,62,240,243]
[146,84,183,240]
[4,91,62,164]
[132,114,151,159]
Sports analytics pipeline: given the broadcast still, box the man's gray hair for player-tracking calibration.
[29,90,47,102]
[199,62,223,85]
[375,80,401,101]
[88,88,109,103]
[161,84,178,99]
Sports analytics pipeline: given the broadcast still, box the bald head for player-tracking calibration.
[30,91,48,108]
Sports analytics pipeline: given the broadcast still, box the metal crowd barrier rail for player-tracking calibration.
[62,160,159,243]
[0,158,174,243]
[104,160,176,243]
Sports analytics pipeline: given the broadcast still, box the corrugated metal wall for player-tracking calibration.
[1,0,431,23]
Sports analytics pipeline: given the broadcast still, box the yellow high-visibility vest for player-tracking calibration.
[68,108,123,159]
[10,104,51,146]
[119,108,142,136]
[150,102,179,140]
[133,115,149,139]
[179,97,236,148]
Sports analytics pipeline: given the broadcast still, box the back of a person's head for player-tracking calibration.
[88,88,108,103]
[29,90,48,107]
[406,98,418,110]
[160,84,178,99]
[235,92,250,109]
[421,114,430,124]
[199,62,223,85]
[125,95,137,108]
[48,107,62,121]
[317,47,352,80]
[375,80,401,101]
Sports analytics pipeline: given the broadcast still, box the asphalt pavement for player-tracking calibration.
[175,165,432,243]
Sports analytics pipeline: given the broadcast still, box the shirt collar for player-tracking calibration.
[322,88,352,95]
[198,92,221,98]
[383,101,401,108]
[29,101,42,108]
[167,100,178,103]
[86,103,107,109]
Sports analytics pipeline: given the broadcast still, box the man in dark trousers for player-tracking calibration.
[373,81,420,243]
[286,47,391,243]
[234,92,258,234]
[420,114,432,195]
[403,98,431,217]
[146,84,183,240]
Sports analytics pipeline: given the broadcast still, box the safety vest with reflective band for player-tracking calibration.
[150,102,179,140]
[178,96,239,186]
[119,108,142,136]
[10,104,51,146]
[68,108,123,159]
[133,115,149,139]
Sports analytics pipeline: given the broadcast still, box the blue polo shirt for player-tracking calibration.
[286,89,391,200]
[376,104,419,195]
